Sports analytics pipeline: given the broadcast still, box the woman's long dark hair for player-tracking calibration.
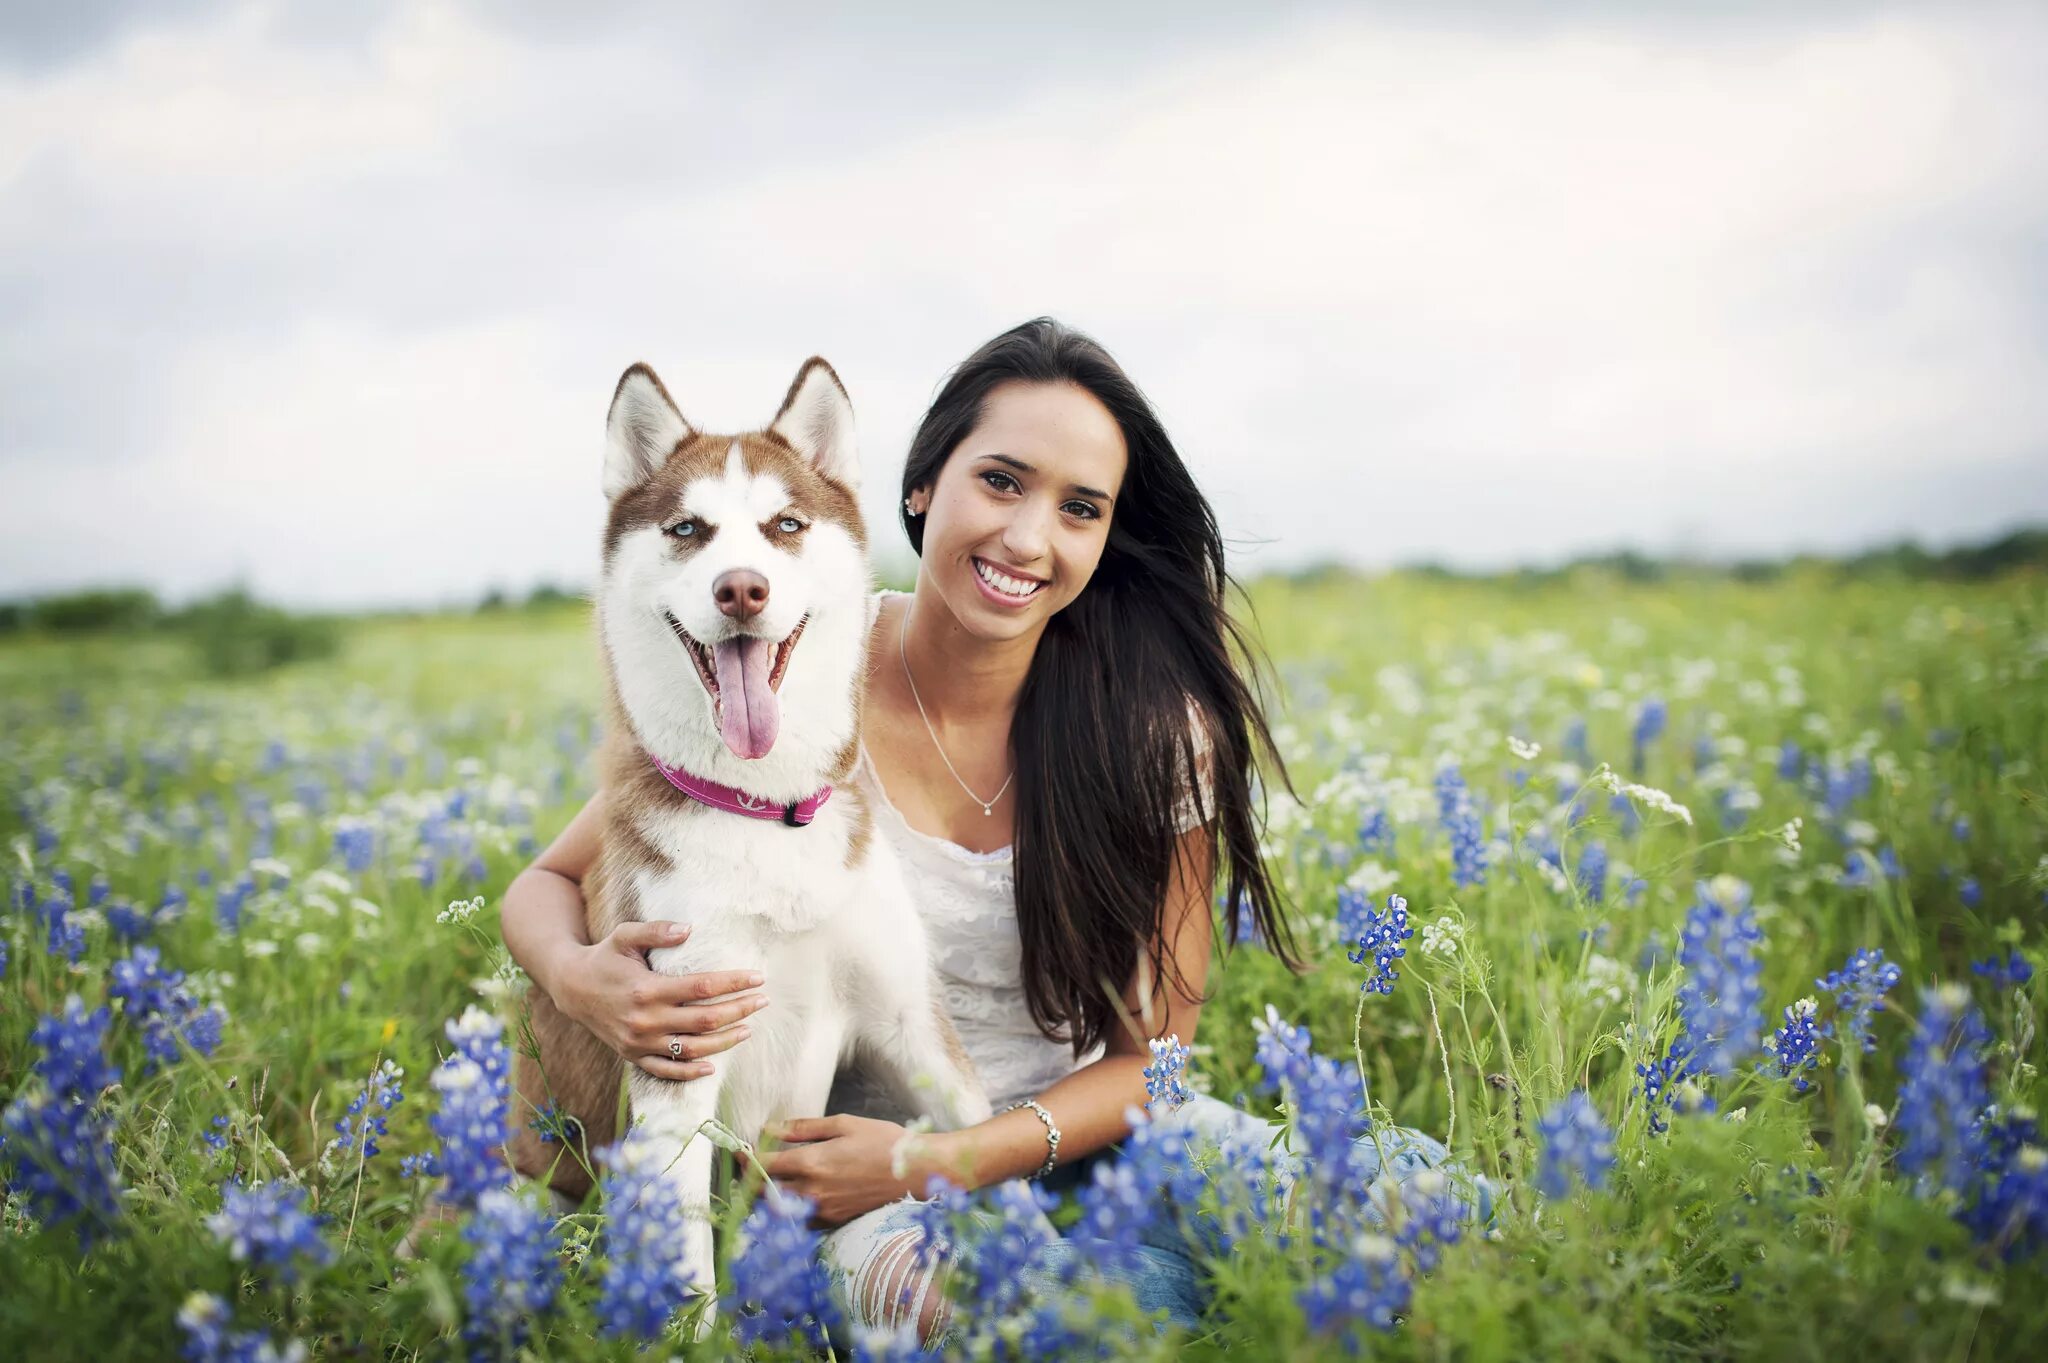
[901,317,1302,1056]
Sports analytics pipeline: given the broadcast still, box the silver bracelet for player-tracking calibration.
[1003,1099,1061,1180]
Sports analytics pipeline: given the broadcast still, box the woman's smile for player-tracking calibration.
[971,555,1046,605]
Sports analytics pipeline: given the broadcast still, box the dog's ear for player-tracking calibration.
[605,363,693,500]
[769,357,858,485]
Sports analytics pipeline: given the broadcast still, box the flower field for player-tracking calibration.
[2,569,2044,1361]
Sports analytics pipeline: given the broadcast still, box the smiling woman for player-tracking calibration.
[892,320,1298,1056]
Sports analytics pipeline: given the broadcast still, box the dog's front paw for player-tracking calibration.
[938,1086,994,1130]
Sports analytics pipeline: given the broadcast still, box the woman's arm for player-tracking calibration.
[940,821,1215,1186]
[501,791,606,1000]
[502,791,770,1081]
[763,823,1215,1216]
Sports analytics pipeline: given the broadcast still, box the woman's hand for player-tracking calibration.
[756,1115,965,1228]
[551,920,770,1081]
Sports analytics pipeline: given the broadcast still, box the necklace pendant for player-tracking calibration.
[983,804,993,816]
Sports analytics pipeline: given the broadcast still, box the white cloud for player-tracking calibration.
[2,1,2044,605]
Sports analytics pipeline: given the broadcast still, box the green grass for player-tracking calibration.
[2,568,2044,1360]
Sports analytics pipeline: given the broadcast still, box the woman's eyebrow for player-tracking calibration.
[983,452,1114,502]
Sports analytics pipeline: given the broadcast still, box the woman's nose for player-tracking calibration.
[1003,500,1053,563]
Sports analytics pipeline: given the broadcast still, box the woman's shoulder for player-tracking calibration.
[864,585,907,636]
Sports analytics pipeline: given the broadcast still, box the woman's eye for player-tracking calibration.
[668,520,696,538]
[980,471,1019,493]
[1063,501,1101,520]
[776,517,804,534]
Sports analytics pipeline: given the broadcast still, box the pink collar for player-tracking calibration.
[648,754,833,827]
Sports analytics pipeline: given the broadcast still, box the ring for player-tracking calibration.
[667,1036,684,1062]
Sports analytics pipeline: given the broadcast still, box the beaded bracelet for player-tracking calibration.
[1003,1098,1061,1180]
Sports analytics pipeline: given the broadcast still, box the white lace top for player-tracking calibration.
[826,588,1213,1119]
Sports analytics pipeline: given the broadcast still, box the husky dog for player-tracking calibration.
[514,357,990,1321]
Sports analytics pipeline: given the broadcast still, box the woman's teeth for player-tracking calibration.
[974,558,1043,598]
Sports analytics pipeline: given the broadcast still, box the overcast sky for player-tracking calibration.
[3,0,2045,608]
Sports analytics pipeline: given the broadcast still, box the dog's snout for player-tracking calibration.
[713,569,770,622]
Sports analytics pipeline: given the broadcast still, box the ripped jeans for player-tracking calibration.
[818,1092,1494,1351]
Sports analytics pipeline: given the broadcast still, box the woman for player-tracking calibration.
[500,318,1457,1346]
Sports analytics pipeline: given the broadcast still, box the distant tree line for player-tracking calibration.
[473,582,586,612]
[1287,526,2048,588]
[0,587,338,677]
[5,526,2038,664]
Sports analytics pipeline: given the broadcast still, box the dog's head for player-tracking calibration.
[597,358,869,779]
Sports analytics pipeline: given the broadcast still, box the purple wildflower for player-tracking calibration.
[595,1132,693,1338]
[1144,1034,1192,1114]
[1896,985,1991,1197]
[1535,1091,1615,1197]
[1971,950,2033,991]
[1347,893,1413,996]
[205,1180,333,1282]
[1675,878,1765,1077]
[1816,947,1902,1054]
[461,1187,563,1355]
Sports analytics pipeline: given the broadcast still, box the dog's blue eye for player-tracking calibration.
[668,520,697,538]
[777,517,803,534]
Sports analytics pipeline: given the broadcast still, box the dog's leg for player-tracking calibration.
[504,982,621,1203]
[857,980,993,1132]
[623,1066,725,1334]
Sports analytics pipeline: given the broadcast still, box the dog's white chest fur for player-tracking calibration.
[629,798,930,1136]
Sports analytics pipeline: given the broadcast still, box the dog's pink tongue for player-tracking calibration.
[712,637,779,759]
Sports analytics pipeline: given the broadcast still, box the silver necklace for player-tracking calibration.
[898,600,1013,817]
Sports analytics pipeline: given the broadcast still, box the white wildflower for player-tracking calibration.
[1343,860,1401,897]
[293,932,326,955]
[1352,1232,1398,1264]
[349,897,381,918]
[1775,817,1803,853]
[1864,1104,1888,1130]
[1933,982,1972,1013]
[1419,916,1464,957]
[1623,781,1693,826]
[1507,736,1542,762]
[245,940,280,958]
[447,1004,499,1046]
[248,857,293,882]
[1844,819,1879,847]
[1572,953,1634,1007]
[305,869,352,897]
[438,895,487,926]
[1722,785,1763,813]
[471,957,528,1006]
[1940,1272,2000,1308]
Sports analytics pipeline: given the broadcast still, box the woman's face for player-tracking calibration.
[912,379,1128,638]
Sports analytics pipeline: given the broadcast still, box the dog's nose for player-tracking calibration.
[713,569,770,622]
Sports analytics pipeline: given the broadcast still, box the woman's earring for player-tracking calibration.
[904,496,924,518]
